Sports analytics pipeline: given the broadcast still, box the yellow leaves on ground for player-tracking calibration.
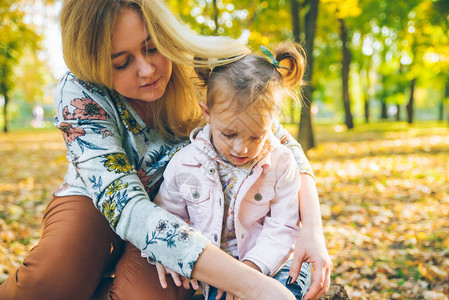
[1,123,448,300]
[0,129,67,283]
[306,122,449,299]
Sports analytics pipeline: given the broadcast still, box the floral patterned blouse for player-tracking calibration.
[53,72,208,278]
[52,72,314,278]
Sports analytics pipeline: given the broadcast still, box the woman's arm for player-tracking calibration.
[192,244,296,300]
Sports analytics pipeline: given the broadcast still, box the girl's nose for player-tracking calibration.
[137,56,154,77]
[233,140,248,155]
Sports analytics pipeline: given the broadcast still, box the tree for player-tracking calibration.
[0,0,42,132]
[320,0,361,129]
[301,0,320,150]
[429,0,449,122]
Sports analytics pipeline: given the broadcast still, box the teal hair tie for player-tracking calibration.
[260,45,290,71]
[261,45,280,68]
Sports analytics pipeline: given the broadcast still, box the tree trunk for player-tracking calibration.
[406,78,416,124]
[2,91,8,133]
[362,68,370,123]
[289,0,300,126]
[291,0,301,43]
[298,0,319,151]
[319,282,350,299]
[396,104,401,121]
[338,18,353,129]
[442,76,449,122]
[379,74,388,120]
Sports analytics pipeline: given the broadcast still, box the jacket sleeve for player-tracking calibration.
[272,120,314,179]
[242,149,301,276]
[53,73,210,278]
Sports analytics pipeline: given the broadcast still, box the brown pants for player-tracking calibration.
[0,195,195,300]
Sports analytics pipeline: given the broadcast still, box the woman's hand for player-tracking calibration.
[288,227,333,300]
[155,262,199,290]
[192,244,296,300]
[214,260,262,300]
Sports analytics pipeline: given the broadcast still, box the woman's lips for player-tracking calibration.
[140,78,160,89]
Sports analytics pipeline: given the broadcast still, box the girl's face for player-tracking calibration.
[202,103,272,166]
[111,8,172,102]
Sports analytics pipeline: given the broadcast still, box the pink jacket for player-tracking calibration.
[154,127,301,278]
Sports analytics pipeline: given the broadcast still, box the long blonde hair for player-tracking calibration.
[60,0,249,140]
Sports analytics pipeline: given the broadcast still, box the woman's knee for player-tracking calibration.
[109,243,195,300]
[0,196,125,299]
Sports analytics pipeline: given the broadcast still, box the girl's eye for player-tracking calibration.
[251,136,263,141]
[222,133,236,139]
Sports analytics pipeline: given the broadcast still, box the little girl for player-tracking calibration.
[153,43,312,299]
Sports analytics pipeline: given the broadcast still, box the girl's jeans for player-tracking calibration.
[208,260,312,300]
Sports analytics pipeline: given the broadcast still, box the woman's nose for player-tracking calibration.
[137,56,154,77]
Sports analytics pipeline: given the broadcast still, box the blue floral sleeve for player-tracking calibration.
[53,72,210,278]
[272,120,315,179]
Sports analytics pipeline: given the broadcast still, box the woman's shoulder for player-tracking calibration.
[54,72,118,114]
[56,72,109,97]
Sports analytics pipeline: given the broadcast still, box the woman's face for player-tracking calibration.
[111,8,172,102]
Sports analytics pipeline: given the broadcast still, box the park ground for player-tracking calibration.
[0,121,448,299]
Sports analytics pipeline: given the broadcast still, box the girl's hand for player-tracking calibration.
[215,289,240,300]
[155,262,199,290]
[288,227,333,300]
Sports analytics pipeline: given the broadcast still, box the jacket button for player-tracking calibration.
[254,193,262,201]
[241,233,245,239]
[208,168,215,175]
[192,191,200,199]
[214,234,218,242]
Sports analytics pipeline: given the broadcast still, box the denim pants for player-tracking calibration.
[207,260,312,300]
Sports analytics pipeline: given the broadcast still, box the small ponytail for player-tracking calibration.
[273,42,306,89]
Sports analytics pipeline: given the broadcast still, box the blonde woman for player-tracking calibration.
[0,0,331,299]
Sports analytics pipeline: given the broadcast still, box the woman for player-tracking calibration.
[0,0,331,299]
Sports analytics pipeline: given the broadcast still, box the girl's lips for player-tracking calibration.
[231,154,248,163]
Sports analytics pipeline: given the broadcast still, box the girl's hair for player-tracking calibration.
[195,42,306,118]
[60,0,250,140]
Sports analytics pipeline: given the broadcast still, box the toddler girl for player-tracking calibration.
[153,43,312,299]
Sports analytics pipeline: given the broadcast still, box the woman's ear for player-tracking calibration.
[199,102,211,123]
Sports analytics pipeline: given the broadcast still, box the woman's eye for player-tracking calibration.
[113,59,130,70]
[143,47,157,54]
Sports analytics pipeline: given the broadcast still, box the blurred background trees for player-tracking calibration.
[0,0,56,133]
[167,0,449,150]
[0,0,448,150]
